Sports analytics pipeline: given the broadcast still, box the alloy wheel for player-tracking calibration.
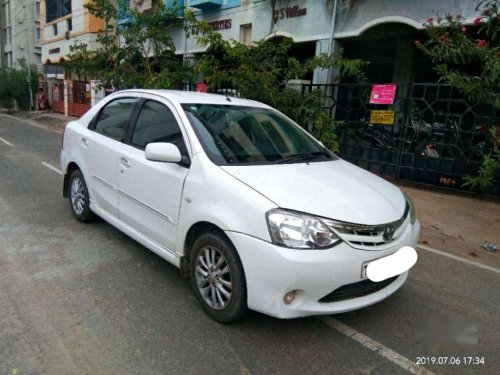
[70,177,85,216]
[195,246,233,310]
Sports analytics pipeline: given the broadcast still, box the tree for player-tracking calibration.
[65,0,198,89]
[195,34,368,151]
[418,0,500,191]
[64,0,368,151]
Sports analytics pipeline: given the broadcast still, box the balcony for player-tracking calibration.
[189,0,222,10]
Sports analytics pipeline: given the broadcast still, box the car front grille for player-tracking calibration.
[318,276,398,303]
[325,204,410,250]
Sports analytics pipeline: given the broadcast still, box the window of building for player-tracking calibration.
[35,53,42,65]
[46,0,72,23]
[5,52,13,67]
[53,23,58,36]
[3,26,12,44]
[35,26,41,43]
[2,1,11,25]
[240,23,252,46]
[93,98,137,141]
[67,18,72,32]
[35,1,41,20]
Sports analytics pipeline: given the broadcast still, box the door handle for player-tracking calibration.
[120,157,131,167]
[81,137,88,146]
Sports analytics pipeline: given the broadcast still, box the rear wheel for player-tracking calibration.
[68,169,95,222]
[190,232,249,322]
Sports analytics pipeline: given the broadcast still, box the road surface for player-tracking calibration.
[1,114,498,374]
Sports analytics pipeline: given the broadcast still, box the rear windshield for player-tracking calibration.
[181,104,336,166]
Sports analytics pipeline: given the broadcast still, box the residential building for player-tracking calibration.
[0,0,42,67]
[40,0,104,116]
[168,0,480,85]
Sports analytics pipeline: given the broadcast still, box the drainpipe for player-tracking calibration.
[326,0,339,83]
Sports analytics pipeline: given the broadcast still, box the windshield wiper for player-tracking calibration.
[274,151,331,164]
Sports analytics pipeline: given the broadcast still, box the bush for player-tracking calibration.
[0,64,39,111]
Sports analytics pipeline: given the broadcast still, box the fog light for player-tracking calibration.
[283,290,297,305]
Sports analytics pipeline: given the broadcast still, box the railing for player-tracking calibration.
[299,83,499,196]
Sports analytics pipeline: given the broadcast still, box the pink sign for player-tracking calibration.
[196,83,207,93]
[370,84,396,104]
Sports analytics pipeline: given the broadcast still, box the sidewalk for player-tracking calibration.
[400,183,500,268]
[6,110,78,134]
[4,109,500,268]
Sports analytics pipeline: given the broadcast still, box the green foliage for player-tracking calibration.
[64,0,368,151]
[419,0,500,192]
[65,0,198,89]
[417,1,500,108]
[0,63,38,111]
[463,127,500,190]
[195,35,367,151]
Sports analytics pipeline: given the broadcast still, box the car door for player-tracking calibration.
[85,97,137,218]
[118,98,191,252]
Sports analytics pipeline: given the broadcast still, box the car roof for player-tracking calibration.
[117,89,270,108]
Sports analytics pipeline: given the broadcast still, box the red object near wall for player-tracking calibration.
[68,102,91,117]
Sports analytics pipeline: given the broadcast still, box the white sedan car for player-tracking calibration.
[60,90,420,322]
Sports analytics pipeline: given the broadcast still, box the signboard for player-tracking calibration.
[208,19,232,31]
[196,83,207,93]
[370,84,396,104]
[370,110,395,125]
[273,5,307,23]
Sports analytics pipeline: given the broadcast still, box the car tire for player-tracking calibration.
[190,232,249,323]
[68,169,95,222]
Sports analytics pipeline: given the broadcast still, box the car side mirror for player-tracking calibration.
[145,143,182,163]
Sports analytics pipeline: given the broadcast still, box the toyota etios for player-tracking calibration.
[61,90,419,322]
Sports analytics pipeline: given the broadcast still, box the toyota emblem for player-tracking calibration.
[383,226,396,242]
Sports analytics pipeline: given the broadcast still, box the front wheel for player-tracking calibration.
[68,169,95,222]
[190,232,249,322]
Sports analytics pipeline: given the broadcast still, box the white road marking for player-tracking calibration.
[417,244,500,275]
[41,162,63,175]
[319,317,436,375]
[0,136,14,146]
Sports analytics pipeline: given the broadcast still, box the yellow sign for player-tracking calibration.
[370,110,395,125]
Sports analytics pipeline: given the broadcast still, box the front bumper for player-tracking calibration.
[225,220,420,319]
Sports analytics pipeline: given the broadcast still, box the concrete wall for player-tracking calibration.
[177,0,333,53]
[334,0,479,38]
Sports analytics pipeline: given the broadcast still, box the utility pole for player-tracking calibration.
[24,0,33,110]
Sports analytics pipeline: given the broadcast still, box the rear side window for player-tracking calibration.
[93,98,136,141]
[131,100,187,155]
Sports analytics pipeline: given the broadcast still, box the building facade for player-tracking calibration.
[40,0,104,115]
[170,0,480,84]
[0,0,42,67]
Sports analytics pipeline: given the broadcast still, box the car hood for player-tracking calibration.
[221,159,406,225]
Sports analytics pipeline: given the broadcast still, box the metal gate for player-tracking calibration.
[51,82,64,114]
[301,83,499,196]
[68,82,91,117]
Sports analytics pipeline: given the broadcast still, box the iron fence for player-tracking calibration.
[300,83,499,196]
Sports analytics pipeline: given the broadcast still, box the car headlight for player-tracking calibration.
[266,209,342,249]
[403,192,416,224]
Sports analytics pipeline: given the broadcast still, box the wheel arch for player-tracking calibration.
[63,161,81,198]
[180,221,233,276]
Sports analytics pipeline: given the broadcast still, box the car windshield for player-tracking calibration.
[181,104,336,165]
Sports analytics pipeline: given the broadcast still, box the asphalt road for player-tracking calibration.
[0,114,499,375]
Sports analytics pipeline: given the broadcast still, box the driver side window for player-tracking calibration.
[131,100,187,155]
